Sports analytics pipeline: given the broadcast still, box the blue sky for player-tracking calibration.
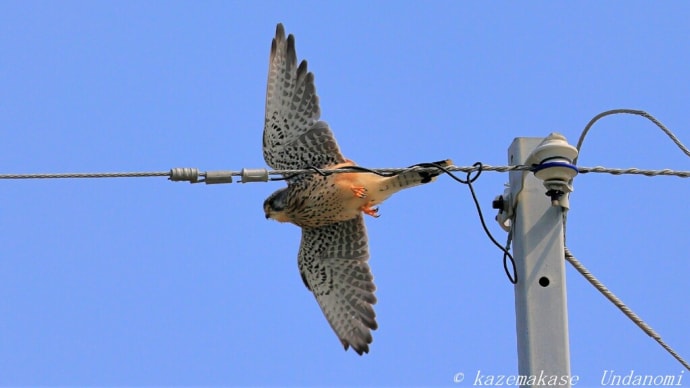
[1,1,689,386]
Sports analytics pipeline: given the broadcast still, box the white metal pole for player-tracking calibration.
[508,137,572,387]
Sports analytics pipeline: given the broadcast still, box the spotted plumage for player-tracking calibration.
[262,23,450,355]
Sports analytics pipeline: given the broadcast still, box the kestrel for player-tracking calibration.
[262,23,450,355]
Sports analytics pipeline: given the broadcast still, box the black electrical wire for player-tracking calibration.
[451,162,518,284]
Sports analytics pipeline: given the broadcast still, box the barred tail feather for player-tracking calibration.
[385,159,452,190]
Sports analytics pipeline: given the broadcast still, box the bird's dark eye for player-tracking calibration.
[265,188,288,212]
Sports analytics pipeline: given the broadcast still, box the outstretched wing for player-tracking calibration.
[298,215,377,355]
[263,23,345,171]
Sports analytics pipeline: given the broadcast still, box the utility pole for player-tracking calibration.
[495,135,578,387]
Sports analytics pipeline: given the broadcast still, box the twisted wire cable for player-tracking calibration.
[575,109,690,164]
[0,164,688,181]
[564,247,690,371]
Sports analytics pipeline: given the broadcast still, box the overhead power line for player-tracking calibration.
[567,109,690,371]
[0,171,172,180]
[3,108,688,181]
[0,164,689,182]
[565,247,690,371]
[0,108,687,371]
[575,108,690,164]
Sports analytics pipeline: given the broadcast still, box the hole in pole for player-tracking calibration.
[539,276,550,287]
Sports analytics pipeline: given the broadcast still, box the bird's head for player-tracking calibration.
[263,188,291,222]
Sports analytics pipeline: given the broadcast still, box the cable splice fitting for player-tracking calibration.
[169,167,200,183]
[239,168,269,183]
[204,171,234,184]
[169,168,234,184]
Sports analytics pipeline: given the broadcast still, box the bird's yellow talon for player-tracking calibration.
[351,186,367,199]
[361,205,380,218]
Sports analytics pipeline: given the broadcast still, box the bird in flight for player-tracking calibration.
[262,23,450,355]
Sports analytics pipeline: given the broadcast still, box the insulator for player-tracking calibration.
[527,133,579,209]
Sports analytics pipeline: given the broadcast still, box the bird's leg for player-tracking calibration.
[360,204,380,218]
[351,186,368,199]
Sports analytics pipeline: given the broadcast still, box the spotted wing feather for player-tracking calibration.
[298,215,377,355]
[263,23,345,171]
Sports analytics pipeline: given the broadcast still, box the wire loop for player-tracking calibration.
[458,162,518,284]
[416,161,517,284]
[575,109,690,164]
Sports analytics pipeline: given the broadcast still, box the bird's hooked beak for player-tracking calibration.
[263,206,291,223]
